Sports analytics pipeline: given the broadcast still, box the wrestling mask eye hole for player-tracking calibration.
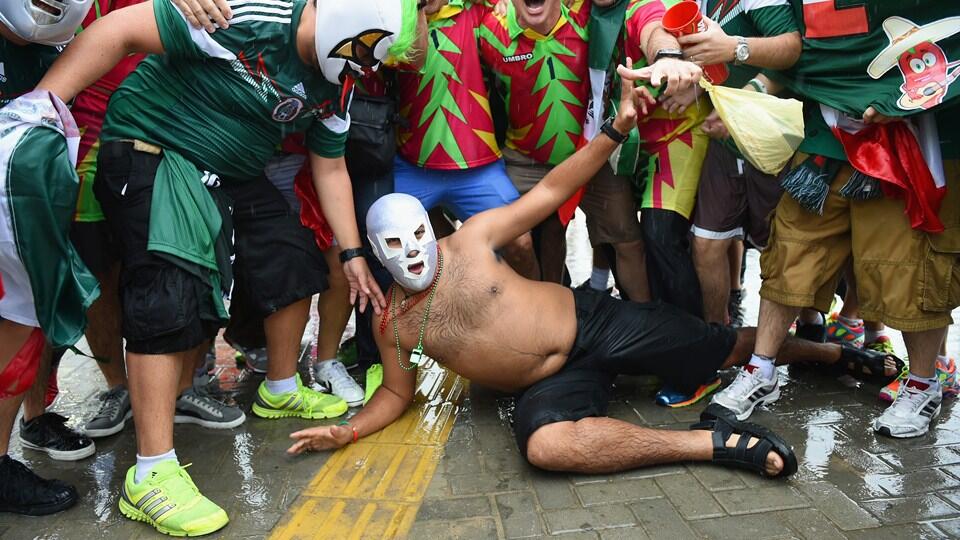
[386,237,402,248]
[415,224,426,240]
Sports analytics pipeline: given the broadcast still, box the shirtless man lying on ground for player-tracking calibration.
[286,62,902,478]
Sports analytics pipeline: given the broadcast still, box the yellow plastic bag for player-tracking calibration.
[700,79,805,175]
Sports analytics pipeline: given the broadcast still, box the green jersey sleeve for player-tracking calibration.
[154,0,239,61]
[306,108,349,159]
[746,1,798,38]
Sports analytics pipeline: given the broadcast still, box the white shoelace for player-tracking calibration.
[726,368,769,399]
[318,361,355,391]
[889,385,933,416]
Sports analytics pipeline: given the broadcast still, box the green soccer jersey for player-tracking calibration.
[101,0,348,181]
[0,37,60,105]
[702,0,797,90]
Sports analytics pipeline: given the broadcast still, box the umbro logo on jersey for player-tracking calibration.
[0,63,7,84]
[272,97,304,123]
[503,52,533,63]
[292,82,307,99]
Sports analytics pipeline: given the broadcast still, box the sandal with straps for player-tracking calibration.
[838,344,905,385]
[691,404,798,479]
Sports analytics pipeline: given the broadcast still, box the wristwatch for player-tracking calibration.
[600,118,628,144]
[654,48,684,62]
[733,36,750,65]
[339,247,367,264]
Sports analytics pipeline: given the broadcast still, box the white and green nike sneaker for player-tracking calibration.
[252,374,347,419]
[119,461,228,537]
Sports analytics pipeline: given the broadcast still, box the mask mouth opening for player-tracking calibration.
[407,261,425,275]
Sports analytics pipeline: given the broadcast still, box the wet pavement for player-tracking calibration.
[3,213,960,539]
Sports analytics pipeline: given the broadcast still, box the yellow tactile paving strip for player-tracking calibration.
[270,360,467,540]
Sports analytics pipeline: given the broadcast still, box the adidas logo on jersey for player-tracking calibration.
[292,82,307,99]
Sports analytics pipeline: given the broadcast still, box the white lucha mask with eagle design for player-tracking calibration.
[314,0,418,86]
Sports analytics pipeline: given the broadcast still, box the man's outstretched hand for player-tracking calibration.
[343,257,387,315]
[613,58,657,132]
[287,425,353,455]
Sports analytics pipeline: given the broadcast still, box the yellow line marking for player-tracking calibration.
[269,359,466,540]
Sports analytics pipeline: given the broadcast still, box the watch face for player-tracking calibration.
[736,43,749,62]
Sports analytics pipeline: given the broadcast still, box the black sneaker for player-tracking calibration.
[795,321,827,343]
[0,455,77,515]
[727,289,745,328]
[19,412,95,461]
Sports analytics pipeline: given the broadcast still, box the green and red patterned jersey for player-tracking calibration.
[73,0,146,222]
[396,0,499,170]
[478,0,591,166]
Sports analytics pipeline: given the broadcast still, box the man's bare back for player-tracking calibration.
[376,232,578,393]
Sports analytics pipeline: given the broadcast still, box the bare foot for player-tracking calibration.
[727,433,784,476]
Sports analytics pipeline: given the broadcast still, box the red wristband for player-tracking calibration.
[338,421,359,444]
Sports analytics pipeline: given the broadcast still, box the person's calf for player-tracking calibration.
[612,239,650,302]
[501,232,540,281]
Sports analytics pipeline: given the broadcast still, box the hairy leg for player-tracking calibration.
[501,232,540,281]
[21,344,53,421]
[176,342,208,394]
[317,247,353,360]
[526,418,782,476]
[538,215,567,284]
[903,327,947,379]
[612,239,651,302]
[128,349,195,456]
[87,263,126,387]
[264,297,311,381]
[693,236,732,324]
[729,240,744,291]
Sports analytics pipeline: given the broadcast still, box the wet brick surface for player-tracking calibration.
[4,216,960,538]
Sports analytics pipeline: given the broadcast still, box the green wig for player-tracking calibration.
[387,0,419,62]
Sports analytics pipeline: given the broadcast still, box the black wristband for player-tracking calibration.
[653,48,684,62]
[339,247,367,264]
[600,118,628,144]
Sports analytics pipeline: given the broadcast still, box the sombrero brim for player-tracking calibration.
[867,16,960,79]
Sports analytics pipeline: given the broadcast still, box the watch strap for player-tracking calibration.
[654,48,684,62]
[600,118,627,144]
[339,247,367,264]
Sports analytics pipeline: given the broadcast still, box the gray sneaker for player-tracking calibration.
[174,387,246,429]
[84,385,132,438]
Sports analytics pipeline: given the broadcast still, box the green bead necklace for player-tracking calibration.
[392,247,444,371]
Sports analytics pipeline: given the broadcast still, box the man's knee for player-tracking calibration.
[613,239,645,262]
[525,422,573,470]
[692,235,729,261]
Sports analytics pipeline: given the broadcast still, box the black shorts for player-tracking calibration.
[70,220,120,277]
[691,140,785,248]
[512,289,737,457]
[95,141,328,355]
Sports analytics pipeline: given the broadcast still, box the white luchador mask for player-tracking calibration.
[366,193,438,292]
[314,0,418,86]
[0,0,93,46]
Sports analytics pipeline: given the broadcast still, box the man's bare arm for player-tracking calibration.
[462,65,653,251]
[678,17,800,70]
[37,1,164,103]
[287,325,417,454]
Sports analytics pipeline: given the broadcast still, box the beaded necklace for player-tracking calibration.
[391,247,444,371]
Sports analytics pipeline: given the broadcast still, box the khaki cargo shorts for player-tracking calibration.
[579,163,644,246]
[760,155,960,332]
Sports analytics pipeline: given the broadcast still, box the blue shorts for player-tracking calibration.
[393,157,520,221]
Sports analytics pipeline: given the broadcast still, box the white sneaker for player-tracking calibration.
[314,360,364,407]
[873,379,941,438]
[710,365,780,421]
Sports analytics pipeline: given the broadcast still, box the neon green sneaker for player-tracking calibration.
[364,364,383,405]
[252,374,347,419]
[119,462,228,537]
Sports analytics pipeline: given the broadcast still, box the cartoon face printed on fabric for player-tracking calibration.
[0,0,93,46]
[867,16,960,111]
[366,193,439,292]
[314,0,418,86]
[897,42,959,110]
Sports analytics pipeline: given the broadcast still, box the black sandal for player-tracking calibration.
[838,344,904,385]
[691,406,798,479]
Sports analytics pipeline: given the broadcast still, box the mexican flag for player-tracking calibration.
[0,90,100,348]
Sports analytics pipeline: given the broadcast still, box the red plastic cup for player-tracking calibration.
[662,1,701,37]
[662,1,729,84]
